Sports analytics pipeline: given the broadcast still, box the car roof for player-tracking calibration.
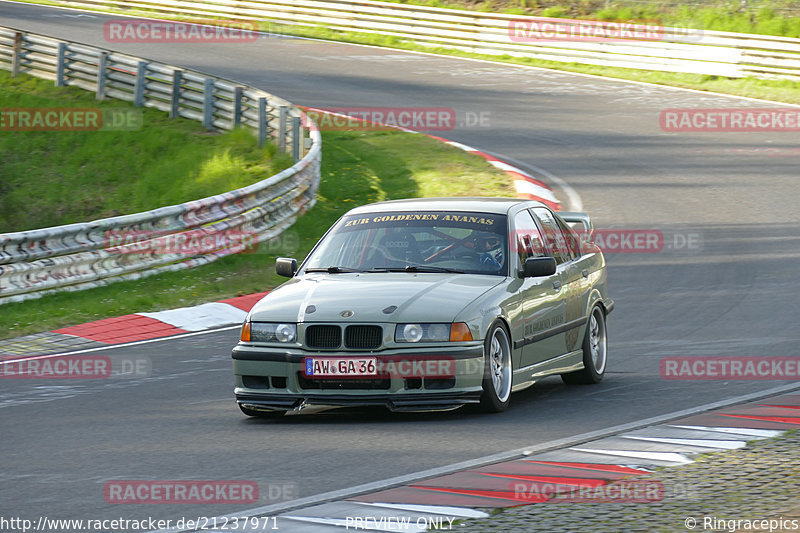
[345,197,547,216]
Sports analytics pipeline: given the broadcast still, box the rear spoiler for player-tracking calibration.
[558,211,593,238]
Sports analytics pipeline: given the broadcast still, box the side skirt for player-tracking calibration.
[513,349,584,387]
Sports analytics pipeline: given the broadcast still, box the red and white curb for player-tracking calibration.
[0,293,267,358]
[425,135,561,211]
[54,292,266,342]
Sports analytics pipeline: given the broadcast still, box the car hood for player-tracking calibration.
[248,273,504,323]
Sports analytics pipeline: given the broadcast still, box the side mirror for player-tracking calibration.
[276,257,298,278]
[521,257,556,278]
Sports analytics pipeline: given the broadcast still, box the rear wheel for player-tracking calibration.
[562,305,607,385]
[479,320,513,413]
[238,404,286,418]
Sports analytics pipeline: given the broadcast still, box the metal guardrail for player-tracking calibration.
[0,25,321,305]
[37,0,800,80]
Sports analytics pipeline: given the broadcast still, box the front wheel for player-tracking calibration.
[479,321,513,413]
[562,305,607,385]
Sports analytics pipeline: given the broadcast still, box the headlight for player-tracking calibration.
[247,322,297,343]
[395,323,451,343]
[401,324,424,342]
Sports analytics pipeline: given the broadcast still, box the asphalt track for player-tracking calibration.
[2,1,800,527]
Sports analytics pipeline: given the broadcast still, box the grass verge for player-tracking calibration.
[0,70,293,232]
[348,0,800,38]
[0,128,513,340]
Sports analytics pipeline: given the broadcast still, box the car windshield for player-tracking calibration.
[302,211,509,276]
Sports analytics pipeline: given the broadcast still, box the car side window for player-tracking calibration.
[555,215,582,259]
[531,207,573,264]
[512,210,546,270]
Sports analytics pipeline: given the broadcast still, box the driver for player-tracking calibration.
[474,232,504,270]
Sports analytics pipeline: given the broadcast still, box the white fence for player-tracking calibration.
[0,25,321,305]
[40,0,800,80]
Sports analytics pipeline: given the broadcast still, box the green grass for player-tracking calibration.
[0,128,513,339]
[0,70,293,232]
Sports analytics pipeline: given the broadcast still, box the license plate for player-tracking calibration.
[304,357,377,378]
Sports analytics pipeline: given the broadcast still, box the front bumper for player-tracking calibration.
[232,343,485,412]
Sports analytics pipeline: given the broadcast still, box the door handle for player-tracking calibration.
[553,280,562,290]
[582,269,589,278]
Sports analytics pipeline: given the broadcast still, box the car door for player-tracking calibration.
[532,207,586,355]
[511,209,568,369]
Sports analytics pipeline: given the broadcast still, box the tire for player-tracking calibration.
[239,404,286,419]
[562,305,607,385]
[479,320,513,413]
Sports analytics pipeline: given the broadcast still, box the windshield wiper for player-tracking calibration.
[405,265,465,273]
[305,266,363,273]
[367,266,465,274]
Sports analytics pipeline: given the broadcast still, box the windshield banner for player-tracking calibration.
[339,211,503,232]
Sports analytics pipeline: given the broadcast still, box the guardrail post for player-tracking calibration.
[203,78,214,130]
[278,105,287,152]
[11,32,22,77]
[291,116,301,162]
[233,86,243,128]
[258,97,267,147]
[56,42,67,86]
[96,52,107,100]
[134,61,146,106]
[170,70,182,118]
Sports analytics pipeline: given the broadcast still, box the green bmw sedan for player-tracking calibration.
[232,197,613,417]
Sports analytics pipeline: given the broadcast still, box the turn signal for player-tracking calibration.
[240,322,251,342]
[450,322,473,342]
